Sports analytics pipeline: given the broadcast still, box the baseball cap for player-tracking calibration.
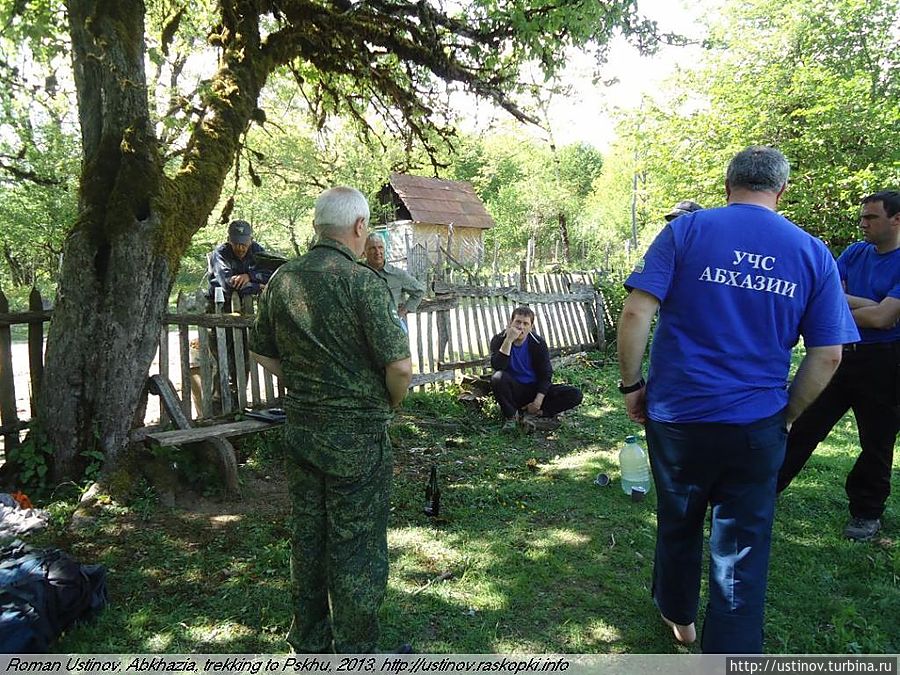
[228,219,253,244]
[664,200,703,222]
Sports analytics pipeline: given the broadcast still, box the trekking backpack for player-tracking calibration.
[0,540,108,653]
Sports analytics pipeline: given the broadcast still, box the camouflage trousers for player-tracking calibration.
[282,422,393,654]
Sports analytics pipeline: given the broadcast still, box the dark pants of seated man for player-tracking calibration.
[491,370,583,420]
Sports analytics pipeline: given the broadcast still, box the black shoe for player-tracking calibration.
[843,517,881,541]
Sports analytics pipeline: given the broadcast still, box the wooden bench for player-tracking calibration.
[142,374,283,496]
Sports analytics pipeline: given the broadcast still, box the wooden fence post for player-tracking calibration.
[175,292,193,420]
[0,288,20,453]
[214,291,232,414]
[28,287,44,413]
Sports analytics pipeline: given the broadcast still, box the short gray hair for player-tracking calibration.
[726,146,790,193]
[314,186,370,236]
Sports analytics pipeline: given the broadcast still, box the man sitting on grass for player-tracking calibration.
[489,306,583,432]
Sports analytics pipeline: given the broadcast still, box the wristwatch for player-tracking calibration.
[618,377,646,394]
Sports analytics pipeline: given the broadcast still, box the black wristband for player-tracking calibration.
[618,377,646,394]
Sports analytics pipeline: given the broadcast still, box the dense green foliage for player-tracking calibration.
[609,0,899,254]
[2,0,897,302]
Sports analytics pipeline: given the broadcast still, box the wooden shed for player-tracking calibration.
[376,173,495,279]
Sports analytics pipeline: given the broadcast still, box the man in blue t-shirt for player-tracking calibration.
[489,306,583,432]
[778,190,900,541]
[617,146,858,654]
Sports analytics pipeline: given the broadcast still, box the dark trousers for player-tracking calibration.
[777,345,898,519]
[283,423,392,653]
[490,370,583,420]
[646,412,787,654]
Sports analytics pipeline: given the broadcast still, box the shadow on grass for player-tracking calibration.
[49,357,898,654]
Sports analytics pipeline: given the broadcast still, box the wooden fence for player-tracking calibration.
[0,270,605,456]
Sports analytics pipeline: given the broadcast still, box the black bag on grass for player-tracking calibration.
[0,540,108,652]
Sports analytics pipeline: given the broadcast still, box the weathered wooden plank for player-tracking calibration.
[158,320,170,427]
[0,310,52,326]
[431,281,517,298]
[538,302,559,351]
[552,277,576,348]
[232,325,248,410]
[426,309,436,377]
[175,293,193,421]
[563,274,586,345]
[583,294,603,352]
[576,289,595,347]
[28,287,44,412]
[474,296,489,358]
[148,374,192,430]
[197,328,214,419]
[144,418,282,446]
[207,436,242,496]
[0,420,30,436]
[162,313,255,328]
[214,298,232,414]
[262,356,276,404]
[410,370,456,386]
[0,289,20,453]
[450,302,464,365]
[244,296,261,407]
[549,277,571,347]
[417,295,459,312]
[413,310,425,381]
[593,292,606,352]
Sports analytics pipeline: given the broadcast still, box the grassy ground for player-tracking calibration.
[28,353,899,654]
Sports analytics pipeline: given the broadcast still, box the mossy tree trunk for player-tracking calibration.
[39,0,267,481]
[28,0,643,484]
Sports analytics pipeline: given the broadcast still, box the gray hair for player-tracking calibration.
[314,186,370,236]
[726,146,790,193]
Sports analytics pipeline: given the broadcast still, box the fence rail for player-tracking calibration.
[0,270,605,456]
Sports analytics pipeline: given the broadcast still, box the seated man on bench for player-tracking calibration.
[490,306,583,432]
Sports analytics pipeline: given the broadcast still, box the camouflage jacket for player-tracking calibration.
[250,237,410,427]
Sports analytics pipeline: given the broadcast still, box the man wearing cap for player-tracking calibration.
[778,190,900,542]
[664,199,704,222]
[203,220,273,410]
[206,219,273,305]
[617,146,857,653]
[363,233,426,320]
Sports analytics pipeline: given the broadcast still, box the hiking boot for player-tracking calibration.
[500,418,519,434]
[843,517,881,541]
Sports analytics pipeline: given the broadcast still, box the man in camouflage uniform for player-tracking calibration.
[250,186,412,653]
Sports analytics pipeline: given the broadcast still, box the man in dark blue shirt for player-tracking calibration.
[489,306,583,432]
[206,219,273,306]
[778,190,900,541]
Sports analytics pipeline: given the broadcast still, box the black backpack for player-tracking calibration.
[0,541,108,652]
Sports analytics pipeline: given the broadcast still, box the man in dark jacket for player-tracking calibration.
[206,219,273,306]
[490,306,583,431]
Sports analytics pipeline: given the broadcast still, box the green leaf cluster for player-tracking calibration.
[609,0,899,252]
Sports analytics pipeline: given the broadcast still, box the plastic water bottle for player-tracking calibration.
[619,435,652,496]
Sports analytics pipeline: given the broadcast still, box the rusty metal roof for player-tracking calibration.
[387,173,494,229]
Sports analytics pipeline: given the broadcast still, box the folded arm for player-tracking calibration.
[851,296,900,330]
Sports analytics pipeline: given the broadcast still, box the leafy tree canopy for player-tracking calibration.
[615,0,899,252]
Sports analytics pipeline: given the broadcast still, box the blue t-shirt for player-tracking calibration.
[507,341,537,385]
[624,203,859,424]
[838,241,900,344]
